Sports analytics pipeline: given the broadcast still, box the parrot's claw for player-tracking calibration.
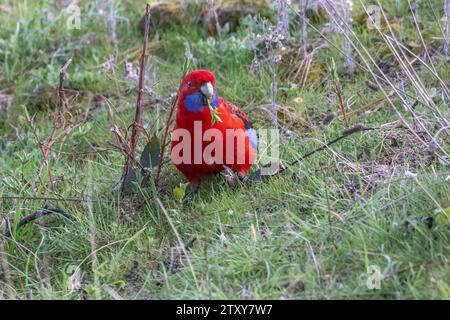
[220,166,247,185]
[221,165,238,185]
[238,172,248,182]
[182,183,199,207]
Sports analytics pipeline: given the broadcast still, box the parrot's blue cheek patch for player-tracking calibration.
[246,128,258,150]
[184,93,204,112]
[184,91,219,112]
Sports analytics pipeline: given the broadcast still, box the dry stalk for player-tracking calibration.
[123,4,151,176]
[31,58,74,193]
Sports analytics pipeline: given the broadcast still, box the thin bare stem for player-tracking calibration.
[251,124,379,180]
[124,3,151,174]
[32,58,73,192]
[155,94,178,187]
[336,85,349,127]
[3,207,71,238]
[287,124,378,170]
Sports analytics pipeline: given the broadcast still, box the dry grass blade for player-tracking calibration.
[156,197,200,290]
[311,1,450,164]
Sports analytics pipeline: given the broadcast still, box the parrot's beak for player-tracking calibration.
[200,81,222,124]
[200,82,214,101]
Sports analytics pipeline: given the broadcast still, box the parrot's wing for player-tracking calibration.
[220,97,258,149]
[220,97,250,123]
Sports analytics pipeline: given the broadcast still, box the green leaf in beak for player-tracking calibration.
[209,105,222,125]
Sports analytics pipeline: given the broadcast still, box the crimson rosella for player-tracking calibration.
[170,70,257,195]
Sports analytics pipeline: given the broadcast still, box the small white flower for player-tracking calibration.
[272,54,282,63]
[219,232,227,243]
[404,170,418,179]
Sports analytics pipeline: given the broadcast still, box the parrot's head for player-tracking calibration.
[179,70,221,123]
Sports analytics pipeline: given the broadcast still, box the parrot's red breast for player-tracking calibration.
[170,70,257,186]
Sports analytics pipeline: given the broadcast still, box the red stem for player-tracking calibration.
[125,4,151,173]
[155,94,178,187]
[336,85,349,127]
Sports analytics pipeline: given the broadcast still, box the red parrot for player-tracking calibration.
[170,70,257,194]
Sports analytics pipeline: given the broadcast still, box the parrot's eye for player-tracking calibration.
[187,81,192,87]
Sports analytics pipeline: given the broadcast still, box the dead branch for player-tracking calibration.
[3,207,72,238]
[31,58,73,192]
[155,94,178,187]
[0,194,100,203]
[249,124,379,180]
[287,124,377,169]
[124,3,151,175]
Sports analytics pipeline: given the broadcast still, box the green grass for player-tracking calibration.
[0,0,449,299]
